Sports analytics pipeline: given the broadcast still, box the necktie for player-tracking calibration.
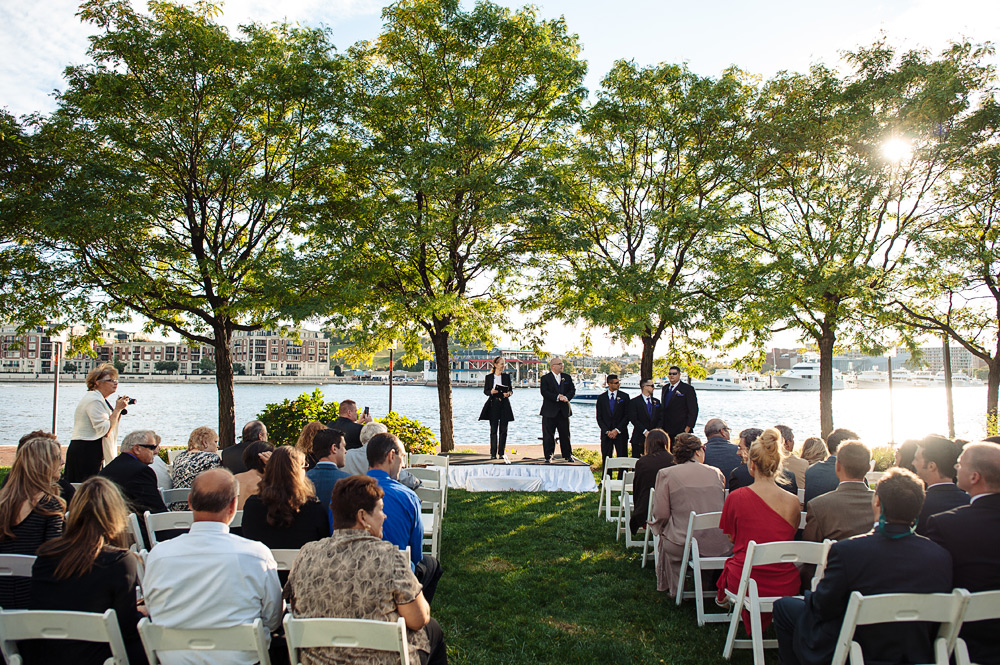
[609,392,615,414]
[646,398,652,418]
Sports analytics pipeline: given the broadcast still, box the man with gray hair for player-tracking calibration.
[99,429,169,517]
[344,421,422,489]
[703,418,741,482]
[144,468,283,665]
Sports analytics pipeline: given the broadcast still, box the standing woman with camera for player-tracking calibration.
[479,356,514,459]
[65,363,130,482]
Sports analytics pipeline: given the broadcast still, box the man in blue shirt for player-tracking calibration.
[367,432,443,602]
[306,428,351,529]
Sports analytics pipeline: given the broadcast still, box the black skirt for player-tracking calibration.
[64,438,104,482]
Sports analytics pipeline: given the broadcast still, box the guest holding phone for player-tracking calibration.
[479,356,514,459]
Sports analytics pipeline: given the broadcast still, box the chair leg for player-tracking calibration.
[722,592,740,659]
[597,480,605,517]
[749,593,765,665]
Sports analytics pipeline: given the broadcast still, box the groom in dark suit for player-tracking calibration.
[596,374,630,468]
[539,357,575,463]
[629,379,662,458]
[660,365,698,439]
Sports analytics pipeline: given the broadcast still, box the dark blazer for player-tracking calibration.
[326,416,365,449]
[628,395,662,449]
[924,494,1000,665]
[790,527,953,665]
[659,381,698,436]
[728,464,798,495]
[539,372,575,418]
[915,483,969,535]
[703,436,742,483]
[629,450,675,533]
[99,453,168,516]
[221,440,251,474]
[479,372,515,422]
[596,390,630,439]
[803,456,839,506]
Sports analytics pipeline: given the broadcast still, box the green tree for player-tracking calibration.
[525,62,754,382]
[729,42,993,436]
[112,356,126,373]
[154,360,179,373]
[198,357,217,374]
[303,0,586,451]
[232,362,246,376]
[63,361,78,373]
[26,0,348,447]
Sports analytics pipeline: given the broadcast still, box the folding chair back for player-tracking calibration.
[420,501,442,560]
[675,511,729,626]
[415,485,445,506]
[641,487,658,568]
[831,589,969,665]
[955,589,1000,665]
[284,615,410,665]
[597,457,637,521]
[616,471,638,544]
[0,608,129,665]
[271,549,300,572]
[409,454,448,469]
[864,471,885,485]
[138,617,271,665]
[127,512,146,550]
[159,488,191,506]
[144,511,195,548]
[0,555,35,578]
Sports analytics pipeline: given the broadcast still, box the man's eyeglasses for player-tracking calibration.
[136,444,159,451]
[668,371,680,376]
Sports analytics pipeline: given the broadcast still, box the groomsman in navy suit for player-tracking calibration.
[629,379,662,458]
[539,357,576,463]
[596,374,630,470]
[660,365,698,439]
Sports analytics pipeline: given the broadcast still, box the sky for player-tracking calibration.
[2,0,998,356]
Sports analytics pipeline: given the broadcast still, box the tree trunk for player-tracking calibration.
[430,329,455,452]
[640,335,656,383]
[817,327,835,439]
[213,327,237,449]
[987,359,1000,436]
[942,337,955,438]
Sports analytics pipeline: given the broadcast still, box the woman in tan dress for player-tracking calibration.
[649,433,730,595]
[284,475,447,665]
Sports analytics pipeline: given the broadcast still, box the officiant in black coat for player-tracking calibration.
[479,356,514,459]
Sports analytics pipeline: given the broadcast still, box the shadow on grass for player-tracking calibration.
[434,489,769,665]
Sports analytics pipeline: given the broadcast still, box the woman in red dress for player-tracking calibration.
[716,427,802,633]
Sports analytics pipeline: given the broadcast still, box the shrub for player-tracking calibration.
[870,445,895,472]
[0,467,8,486]
[257,389,340,447]
[157,447,185,464]
[378,411,438,455]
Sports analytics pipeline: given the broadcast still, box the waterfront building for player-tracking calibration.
[423,348,543,385]
[230,329,329,377]
[918,344,986,373]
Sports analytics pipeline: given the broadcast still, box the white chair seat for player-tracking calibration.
[0,554,36,578]
[0,608,129,665]
[138,617,271,665]
[284,614,410,665]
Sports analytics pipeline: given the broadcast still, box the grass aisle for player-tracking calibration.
[433,489,763,665]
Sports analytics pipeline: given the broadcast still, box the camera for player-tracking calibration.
[128,398,137,405]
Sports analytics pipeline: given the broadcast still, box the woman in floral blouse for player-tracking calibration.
[168,426,221,509]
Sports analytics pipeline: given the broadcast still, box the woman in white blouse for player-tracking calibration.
[65,364,130,482]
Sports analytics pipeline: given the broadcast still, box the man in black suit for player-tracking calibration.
[325,399,373,450]
[913,434,969,534]
[100,429,169,517]
[539,357,575,463]
[659,365,697,439]
[596,374,630,467]
[703,418,741,482]
[924,441,1000,665]
[221,420,268,474]
[803,427,859,506]
[774,468,953,665]
[628,379,661,459]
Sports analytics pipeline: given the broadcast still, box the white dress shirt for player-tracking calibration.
[143,521,283,665]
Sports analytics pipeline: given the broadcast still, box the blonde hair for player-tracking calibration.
[85,363,119,391]
[296,421,327,457]
[749,427,786,480]
[0,437,66,539]
[187,426,218,451]
[800,437,829,465]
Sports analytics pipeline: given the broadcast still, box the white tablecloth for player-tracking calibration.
[447,463,597,492]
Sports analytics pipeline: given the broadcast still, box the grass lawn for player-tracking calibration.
[433,489,769,665]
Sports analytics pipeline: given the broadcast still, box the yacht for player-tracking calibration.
[934,371,984,386]
[691,369,755,391]
[855,370,889,389]
[573,379,604,402]
[778,361,846,391]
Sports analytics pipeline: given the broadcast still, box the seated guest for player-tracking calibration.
[703,418,741,483]
[924,441,1000,665]
[913,434,969,534]
[285,476,448,665]
[0,437,66,608]
[221,420,268,474]
[10,430,75,503]
[345,421,422,490]
[894,439,919,473]
[804,428,859,506]
[296,420,327,471]
[99,430,169,516]
[306,428,351,527]
[628,429,675,534]
[144,468,283,665]
[242,446,331,552]
[774,469,953,665]
[367,433,442,603]
[730,428,797,495]
[325,399,373,449]
[802,441,875,542]
[168,426,221,508]
[777,424,808,490]
[30,477,147,665]
[717,428,801,634]
[649,433,729,595]
[799,437,829,466]
[235,440,274,510]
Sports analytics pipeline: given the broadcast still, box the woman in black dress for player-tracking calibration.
[479,356,514,459]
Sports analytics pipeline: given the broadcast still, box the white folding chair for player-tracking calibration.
[144,511,195,548]
[160,488,191,507]
[864,471,885,486]
[617,473,646,548]
[166,449,186,465]
[831,589,969,665]
[138,617,271,665]
[415,484,445,508]
[641,487,658,568]
[284,614,410,665]
[597,457,637,521]
[420,501,442,560]
[797,488,805,505]
[723,539,834,664]
[271,549,300,572]
[954,589,1000,665]
[799,511,808,529]
[0,608,129,665]
[408,454,449,512]
[0,554,35,578]
[675,511,731,626]
[127,512,147,550]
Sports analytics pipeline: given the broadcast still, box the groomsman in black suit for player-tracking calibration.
[539,357,576,463]
[913,435,969,534]
[596,374,630,469]
[660,365,698,438]
[629,379,662,458]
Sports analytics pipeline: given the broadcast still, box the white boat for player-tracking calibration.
[691,369,754,391]
[856,370,889,389]
[573,379,604,402]
[934,371,984,386]
[778,361,845,391]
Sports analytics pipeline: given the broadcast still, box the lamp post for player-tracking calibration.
[52,341,62,434]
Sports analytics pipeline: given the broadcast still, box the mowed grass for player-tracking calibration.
[432,489,768,665]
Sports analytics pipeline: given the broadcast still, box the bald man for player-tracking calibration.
[539,357,576,463]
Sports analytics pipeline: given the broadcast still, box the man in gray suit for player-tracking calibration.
[802,441,875,542]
